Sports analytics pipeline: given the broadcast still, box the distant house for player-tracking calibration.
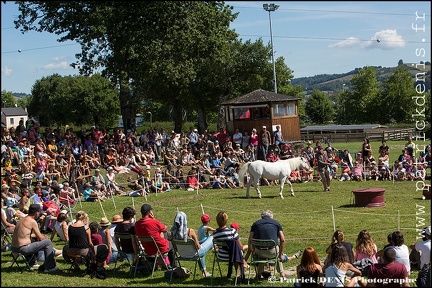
[1,107,28,130]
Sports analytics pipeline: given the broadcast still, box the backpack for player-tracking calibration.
[417,263,431,287]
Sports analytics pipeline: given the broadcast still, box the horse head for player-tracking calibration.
[299,156,311,171]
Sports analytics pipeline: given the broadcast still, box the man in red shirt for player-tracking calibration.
[366,248,410,287]
[132,204,176,268]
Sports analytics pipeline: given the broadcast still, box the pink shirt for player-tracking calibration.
[355,244,378,263]
[250,134,259,146]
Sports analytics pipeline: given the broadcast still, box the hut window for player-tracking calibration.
[233,108,251,119]
[273,103,296,116]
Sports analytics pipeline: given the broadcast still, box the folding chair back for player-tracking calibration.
[248,238,278,284]
[113,232,139,277]
[171,238,201,282]
[211,239,239,286]
[1,222,13,252]
[136,235,169,278]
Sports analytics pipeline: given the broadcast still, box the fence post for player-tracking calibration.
[331,206,336,232]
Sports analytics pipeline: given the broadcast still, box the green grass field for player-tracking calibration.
[1,140,430,287]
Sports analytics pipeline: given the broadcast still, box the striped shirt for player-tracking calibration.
[213,227,239,261]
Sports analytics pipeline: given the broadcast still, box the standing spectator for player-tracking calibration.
[241,130,250,151]
[250,128,259,161]
[259,126,272,161]
[131,204,176,268]
[404,136,415,158]
[232,128,243,147]
[216,128,229,147]
[316,145,331,191]
[11,204,59,273]
[273,125,286,149]
[366,247,410,287]
[378,139,390,156]
[244,209,287,279]
[361,138,372,166]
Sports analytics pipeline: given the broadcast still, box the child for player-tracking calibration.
[352,160,363,181]
[198,214,215,244]
[230,222,249,269]
[339,162,351,182]
[289,168,301,183]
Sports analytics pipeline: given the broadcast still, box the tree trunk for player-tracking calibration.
[172,99,183,133]
[119,80,135,130]
[197,106,207,134]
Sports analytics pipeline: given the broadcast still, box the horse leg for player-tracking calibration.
[287,180,295,197]
[246,177,252,198]
[279,177,285,199]
[252,175,261,199]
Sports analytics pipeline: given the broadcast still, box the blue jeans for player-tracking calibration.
[12,238,56,270]
[197,235,214,271]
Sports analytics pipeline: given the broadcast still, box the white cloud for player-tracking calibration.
[328,29,405,50]
[2,66,13,76]
[42,61,69,70]
[328,37,360,48]
[51,56,68,62]
[362,29,405,49]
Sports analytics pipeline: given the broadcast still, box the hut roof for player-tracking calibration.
[221,89,298,106]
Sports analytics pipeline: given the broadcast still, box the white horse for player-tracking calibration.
[238,157,311,199]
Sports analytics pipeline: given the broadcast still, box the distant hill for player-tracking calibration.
[291,63,431,92]
[12,92,31,98]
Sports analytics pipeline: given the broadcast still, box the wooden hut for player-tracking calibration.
[220,89,301,141]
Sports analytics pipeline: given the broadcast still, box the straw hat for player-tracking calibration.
[99,217,111,227]
[111,214,123,224]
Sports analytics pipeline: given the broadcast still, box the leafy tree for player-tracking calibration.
[378,66,416,123]
[398,59,403,66]
[305,89,334,124]
[349,66,381,123]
[1,90,16,108]
[28,74,119,127]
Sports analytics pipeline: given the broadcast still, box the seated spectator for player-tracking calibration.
[339,162,352,182]
[289,168,301,183]
[12,204,59,273]
[1,199,15,234]
[98,217,113,266]
[62,211,109,275]
[114,207,136,262]
[325,230,355,269]
[296,247,324,287]
[170,211,213,277]
[352,160,363,181]
[50,212,69,242]
[376,231,411,275]
[212,211,246,281]
[324,244,363,287]
[266,149,279,162]
[197,214,216,245]
[366,248,410,287]
[279,144,294,160]
[210,169,229,189]
[409,226,430,287]
[83,183,105,202]
[131,204,176,268]
[186,167,209,190]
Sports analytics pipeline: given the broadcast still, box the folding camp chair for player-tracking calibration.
[170,238,202,283]
[113,232,146,277]
[1,222,13,252]
[247,238,279,284]
[135,235,170,278]
[211,239,240,286]
[10,251,37,273]
[66,252,87,274]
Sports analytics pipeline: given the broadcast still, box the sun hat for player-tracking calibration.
[60,209,68,215]
[99,217,111,227]
[424,226,431,236]
[201,214,211,223]
[111,214,123,224]
[230,222,240,230]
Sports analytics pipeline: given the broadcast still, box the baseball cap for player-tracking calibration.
[262,126,266,129]
[145,165,151,170]
[201,214,211,223]
[141,203,152,214]
[60,209,68,215]
[230,222,240,230]
[317,145,323,150]
[193,128,198,132]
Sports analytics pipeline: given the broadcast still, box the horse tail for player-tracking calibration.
[238,162,251,186]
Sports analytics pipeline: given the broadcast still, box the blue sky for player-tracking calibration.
[1,1,430,95]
